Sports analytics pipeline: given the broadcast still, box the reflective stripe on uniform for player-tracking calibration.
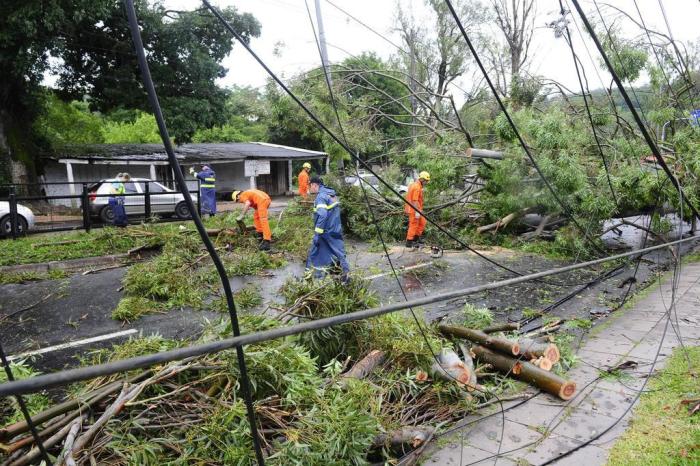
[204,178,215,182]
[314,201,338,211]
[201,184,215,188]
[315,227,324,233]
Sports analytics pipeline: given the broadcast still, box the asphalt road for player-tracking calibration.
[0,268,221,374]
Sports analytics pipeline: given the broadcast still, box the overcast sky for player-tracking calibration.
[158,1,700,100]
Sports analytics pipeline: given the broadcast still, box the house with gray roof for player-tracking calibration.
[41,142,328,206]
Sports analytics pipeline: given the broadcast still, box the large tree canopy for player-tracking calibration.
[57,1,260,143]
[0,0,260,184]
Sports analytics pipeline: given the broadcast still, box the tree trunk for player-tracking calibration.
[0,109,40,195]
[438,325,520,356]
[482,322,520,333]
[518,338,560,365]
[472,346,576,400]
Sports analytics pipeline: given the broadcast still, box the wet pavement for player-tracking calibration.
[424,256,700,465]
[1,214,697,382]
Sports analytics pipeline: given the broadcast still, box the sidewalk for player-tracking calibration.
[424,262,700,465]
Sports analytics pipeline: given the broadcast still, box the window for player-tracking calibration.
[147,182,166,193]
[124,182,138,193]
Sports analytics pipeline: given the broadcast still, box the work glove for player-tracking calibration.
[189,167,195,175]
[236,215,244,222]
[414,211,421,219]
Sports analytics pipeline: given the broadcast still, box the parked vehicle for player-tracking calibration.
[0,201,35,236]
[88,178,197,223]
[344,171,409,194]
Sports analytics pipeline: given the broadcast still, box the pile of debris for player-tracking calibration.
[0,278,575,465]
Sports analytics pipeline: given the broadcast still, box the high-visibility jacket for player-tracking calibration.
[110,181,125,196]
[404,181,424,215]
[195,168,216,189]
[313,185,342,235]
[239,189,271,209]
[298,169,310,196]
[307,184,349,275]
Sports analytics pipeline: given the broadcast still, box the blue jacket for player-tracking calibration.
[313,185,342,236]
[196,168,216,189]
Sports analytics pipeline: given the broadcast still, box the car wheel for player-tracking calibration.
[0,215,28,236]
[100,205,114,223]
[175,201,191,219]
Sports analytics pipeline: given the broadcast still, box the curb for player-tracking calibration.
[0,254,129,275]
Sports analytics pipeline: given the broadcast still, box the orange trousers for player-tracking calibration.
[253,198,272,240]
[406,213,426,240]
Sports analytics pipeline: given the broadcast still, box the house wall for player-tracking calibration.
[42,158,312,206]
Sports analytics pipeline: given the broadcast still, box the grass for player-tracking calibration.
[0,269,67,284]
[607,347,700,466]
[0,360,50,424]
[111,296,164,322]
[462,303,494,329]
[0,226,166,266]
[234,285,263,310]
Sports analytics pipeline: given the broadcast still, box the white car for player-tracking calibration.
[88,178,197,223]
[0,201,35,236]
[344,172,409,194]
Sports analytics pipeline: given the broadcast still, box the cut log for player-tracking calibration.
[530,357,553,371]
[340,350,386,387]
[465,148,504,160]
[430,349,472,386]
[457,344,478,391]
[372,426,434,450]
[482,322,520,334]
[472,346,576,400]
[438,325,520,356]
[518,338,561,365]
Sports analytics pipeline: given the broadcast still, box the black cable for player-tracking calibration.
[323,0,475,100]
[3,236,695,399]
[442,0,607,256]
[591,0,652,129]
[198,0,591,289]
[302,1,511,460]
[121,1,266,464]
[558,0,618,206]
[0,342,52,465]
[630,0,684,109]
[569,0,700,222]
[656,0,700,108]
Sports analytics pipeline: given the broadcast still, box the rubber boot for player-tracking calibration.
[256,231,264,240]
[259,239,271,251]
[416,235,425,245]
[405,238,415,248]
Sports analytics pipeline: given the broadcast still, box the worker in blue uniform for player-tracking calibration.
[109,173,128,227]
[306,176,350,281]
[190,165,216,216]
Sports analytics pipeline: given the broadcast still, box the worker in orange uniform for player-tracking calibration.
[232,189,272,251]
[404,171,430,248]
[298,162,312,197]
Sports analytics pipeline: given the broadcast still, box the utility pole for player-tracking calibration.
[315,0,332,86]
[314,0,343,171]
